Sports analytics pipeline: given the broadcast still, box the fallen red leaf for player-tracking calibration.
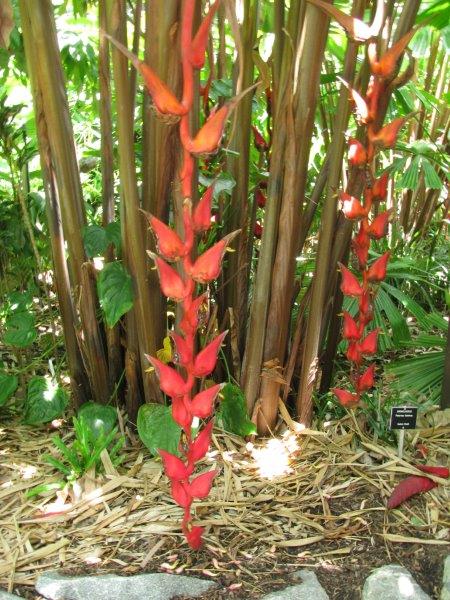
[415,465,449,478]
[387,475,437,509]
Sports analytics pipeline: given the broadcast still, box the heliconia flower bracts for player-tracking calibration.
[327,14,415,409]
[108,0,241,549]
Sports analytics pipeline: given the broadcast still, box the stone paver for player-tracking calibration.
[362,564,430,600]
[442,556,450,600]
[260,569,329,599]
[35,571,217,600]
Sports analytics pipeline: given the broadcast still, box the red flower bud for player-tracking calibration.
[170,332,193,366]
[340,192,368,220]
[146,355,189,398]
[190,0,220,69]
[252,125,268,151]
[171,396,192,432]
[143,212,187,261]
[348,138,367,166]
[189,231,239,284]
[256,188,266,208]
[159,449,193,481]
[254,222,263,238]
[367,210,392,239]
[104,34,187,117]
[191,384,222,418]
[338,263,363,296]
[171,480,192,508]
[372,173,389,201]
[367,251,390,282]
[342,311,361,341]
[193,185,214,232]
[368,29,416,79]
[359,329,379,355]
[357,364,376,391]
[149,253,187,302]
[188,419,214,463]
[193,331,228,378]
[184,524,204,550]
[366,76,384,121]
[368,117,407,149]
[189,469,218,499]
[332,388,360,408]
[359,291,373,326]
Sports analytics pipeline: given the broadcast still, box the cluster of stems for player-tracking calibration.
[330,19,415,409]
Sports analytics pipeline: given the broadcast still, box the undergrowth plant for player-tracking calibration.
[107,0,245,549]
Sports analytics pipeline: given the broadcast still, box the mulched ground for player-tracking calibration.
[1,409,449,599]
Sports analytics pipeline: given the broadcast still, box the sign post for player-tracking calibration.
[390,406,418,459]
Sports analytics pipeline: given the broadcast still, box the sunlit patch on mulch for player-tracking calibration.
[0,410,448,599]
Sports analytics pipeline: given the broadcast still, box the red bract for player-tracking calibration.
[254,222,263,238]
[367,210,392,239]
[193,331,228,378]
[144,212,187,261]
[171,397,192,432]
[191,384,221,418]
[149,253,187,302]
[352,226,370,268]
[193,185,214,232]
[159,450,192,481]
[372,173,389,201]
[369,29,416,79]
[332,388,360,408]
[188,419,214,463]
[189,470,218,499]
[189,231,239,283]
[387,476,437,509]
[342,311,361,341]
[146,356,189,398]
[184,525,204,550]
[104,34,187,117]
[348,138,367,165]
[180,293,209,336]
[415,465,449,478]
[252,125,268,151]
[339,264,363,296]
[341,192,368,220]
[357,364,376,391]
[190,0,220,69]
[186,105,230,155]
[256,188,267,208]
[368,117,407,148]
[346,342,362,365]
[367,252,390,282]
[170,332,193,366]
[359,329,379,355]
[172,480,192,507]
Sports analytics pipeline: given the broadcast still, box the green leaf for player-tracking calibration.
[24,376,68,425]
[137,403,181,456]
[83,224,108,258]
[199,171,236,197]
[0,371,18,406]
[25,481,65,499]
[422,159,443,189]
[78,402,117,441]
[218,383,256,437]
[397,156,420,190]
[105,221,122,254]
[97,261,134,327]
[417,0,450,29]
[3,311,37,348]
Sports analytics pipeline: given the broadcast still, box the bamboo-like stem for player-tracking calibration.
[441,315,450,410]
[296,2,361,424]
[257,0,331,432]
[99,0,123,397]
[224,0,258,354]
[106,0,160,403]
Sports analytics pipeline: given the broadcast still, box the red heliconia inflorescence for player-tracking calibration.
[330,19,414,410]
[108,0,240,549]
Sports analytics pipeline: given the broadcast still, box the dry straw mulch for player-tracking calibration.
[0,407,449,597]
